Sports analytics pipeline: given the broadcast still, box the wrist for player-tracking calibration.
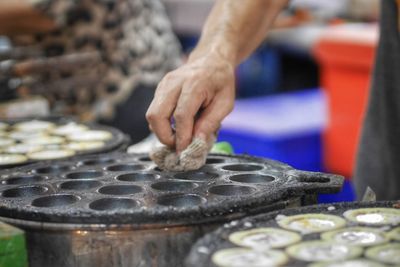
[187,41,237,68]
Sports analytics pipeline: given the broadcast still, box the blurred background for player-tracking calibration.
[0,0,380,202]
[164,0,379,203]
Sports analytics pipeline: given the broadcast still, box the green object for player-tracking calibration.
[0,222,28,267]
[0,252,28,267]
[211,142,234,155]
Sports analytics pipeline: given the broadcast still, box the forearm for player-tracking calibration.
[188,0,288,65]
[0,0,55,35]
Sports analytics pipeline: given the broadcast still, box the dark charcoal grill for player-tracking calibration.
[0,152,344,267]
[0,116,129,168]
[186,201,400,267]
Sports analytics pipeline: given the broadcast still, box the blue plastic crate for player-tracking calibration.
[236,45,281,98]
[218,89,326,172]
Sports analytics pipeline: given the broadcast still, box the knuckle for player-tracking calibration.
[198,88,209,99]
[155,81,168,94]
[182,82,207,99]
[163,72,176,82]
[156,73,175,90]
[191,85,205,95]
[145,110,157,122]
[190,70,205,81]
[173,110,186,122]
[204,119,220,133]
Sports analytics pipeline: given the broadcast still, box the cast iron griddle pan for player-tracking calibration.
[0,116,129,168]
[0,152,343,225]
[186,201,400,267]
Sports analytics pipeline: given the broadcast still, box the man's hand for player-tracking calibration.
[146,0,288,152]
[146,50,235,153]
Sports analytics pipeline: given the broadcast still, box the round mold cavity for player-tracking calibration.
[89,198,140,211]
[117,173,159,182]
[81,158,116,166]
[229,174,275,184]
[206,157,226,164]
[2,185,48,198]
[157,194,205,208]
[60,180,102,190]
[151,181,198,192]
[3,175,44,185]
[222,164,264,172]
[208,184,256,196]
[174,171,219,181]
[32,194,79,207]
[65,171,104,179]
[106,164,146,172]
[98,185,142,195]
[34,165,72,174]
[138,156,152,162]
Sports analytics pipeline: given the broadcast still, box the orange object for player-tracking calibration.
[313,24,378,178]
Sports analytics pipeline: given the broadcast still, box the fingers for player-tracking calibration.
[147,56,235,152]
[194,88,235,142]
[146,74,182,147]
[174,81,207,153]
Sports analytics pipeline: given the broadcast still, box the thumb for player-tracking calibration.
[194,97,233,143]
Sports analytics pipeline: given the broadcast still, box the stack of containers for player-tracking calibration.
[313,24,378,179]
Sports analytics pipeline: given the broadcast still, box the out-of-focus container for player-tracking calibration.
[219,89,325,172]
[313,23,378,178]
[236,44,281,98]
[218,89,356,203]
[347,0,380,21]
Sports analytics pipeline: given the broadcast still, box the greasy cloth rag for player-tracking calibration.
[150,136,215,172]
